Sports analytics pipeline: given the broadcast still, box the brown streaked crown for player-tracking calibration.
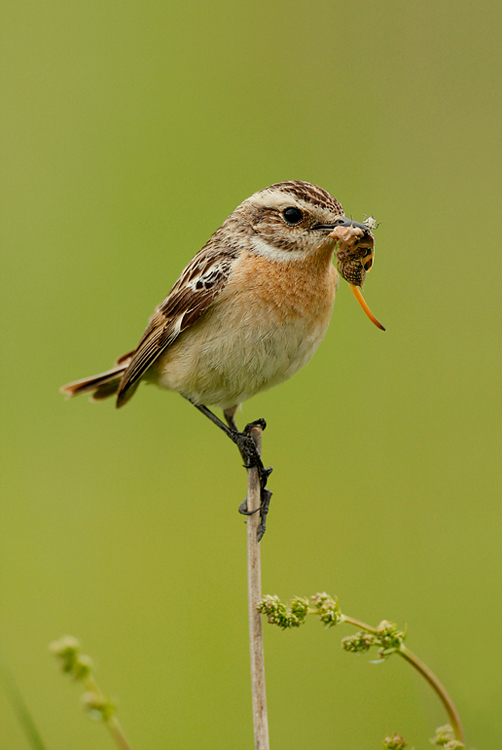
[264,180,344,215]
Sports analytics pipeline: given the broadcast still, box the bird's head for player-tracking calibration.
[237,179,352,259]
[229,180,384,330]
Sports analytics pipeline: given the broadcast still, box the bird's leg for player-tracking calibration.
[227,410,273,541]
[223,406,239,433]
[191,403,273,539]
[194,404,272,487]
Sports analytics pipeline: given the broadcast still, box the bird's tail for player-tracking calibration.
[60,352,133,402]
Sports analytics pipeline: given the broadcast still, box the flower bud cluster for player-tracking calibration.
[49,636,93,680]
[376,621,405,650]
[257,595,309,629]
[310,592,342,627]
[341,620,406,660]
[431,725,464,749]
[50,635,116,723]
[81,691,116,722]
[375,620,406,659]
[382,733,408,749]
[341,631,376,653]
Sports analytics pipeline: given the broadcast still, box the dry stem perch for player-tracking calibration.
[245,424,270,750]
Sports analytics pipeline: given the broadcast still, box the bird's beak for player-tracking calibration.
[316,217,372,233]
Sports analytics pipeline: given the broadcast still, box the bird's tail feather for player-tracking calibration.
[60,352,134,402]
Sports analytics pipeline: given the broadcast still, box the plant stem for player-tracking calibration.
[246,425,270,750]
[106,717,135,750]
[342,616,464,743]
[341,615,374,631]
[84,675,134,750]
[398,646,464,744]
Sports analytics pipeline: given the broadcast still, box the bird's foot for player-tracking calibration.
[232,419,273,540]
[231,419,273,489]
[190,403,273,539]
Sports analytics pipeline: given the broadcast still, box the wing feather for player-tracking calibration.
[116,243,236,406]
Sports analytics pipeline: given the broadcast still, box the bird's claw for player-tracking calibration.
[257,488,272,541]
[239,487,273,541]
[243,418,267,434]
[233,432,272,486]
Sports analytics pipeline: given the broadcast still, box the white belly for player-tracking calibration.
[148,247,338,409]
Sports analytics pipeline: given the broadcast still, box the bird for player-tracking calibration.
[61,180,383,537]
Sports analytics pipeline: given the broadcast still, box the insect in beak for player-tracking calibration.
[324,222,386,332]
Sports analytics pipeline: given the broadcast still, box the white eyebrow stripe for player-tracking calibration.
[249,235,305,262]
[248,188,320,213]
[247,189,296,211]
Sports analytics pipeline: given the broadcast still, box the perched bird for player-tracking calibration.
[61,180,383,537]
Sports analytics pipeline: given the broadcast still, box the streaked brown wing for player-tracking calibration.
[116,243,237,407]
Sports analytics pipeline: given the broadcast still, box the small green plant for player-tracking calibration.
[258,593,465,749]
[381,724,464,749]
[50,636,133,750]
[382,734,409,749]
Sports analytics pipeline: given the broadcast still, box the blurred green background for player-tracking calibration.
[1,1,501,747]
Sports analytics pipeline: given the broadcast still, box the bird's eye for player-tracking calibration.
[282,207,303,225]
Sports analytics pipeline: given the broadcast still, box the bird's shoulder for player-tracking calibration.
[116,238,240,404]
[156,238,239,321]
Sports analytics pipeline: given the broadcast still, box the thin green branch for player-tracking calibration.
[342,614,464,742]
[50,636,134,750]
[82,674,134,750]
[258,593,465,745]
[398,645,463,744]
